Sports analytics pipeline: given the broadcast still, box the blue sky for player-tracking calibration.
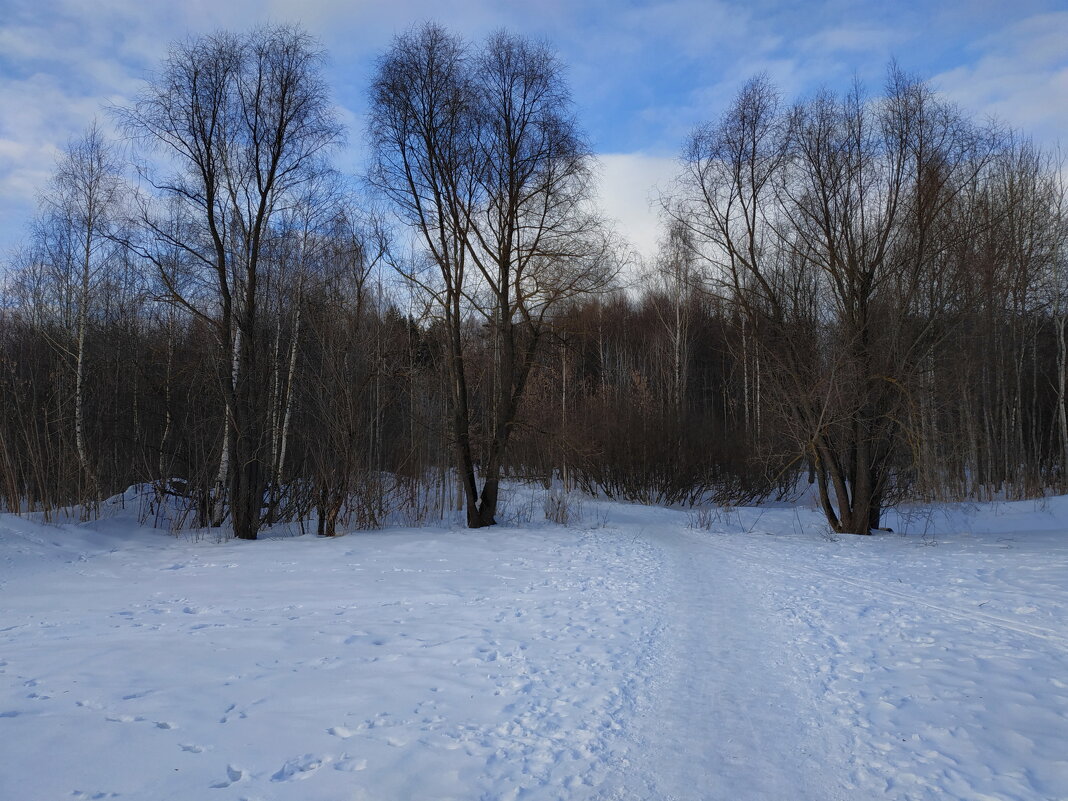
[1,0,1065,261]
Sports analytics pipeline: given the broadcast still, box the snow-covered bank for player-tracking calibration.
[1,497,1066,800]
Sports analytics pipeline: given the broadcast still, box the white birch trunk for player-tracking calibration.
[274,303,301,491]
[75,218,96,518]
[1057,313,1068,480]
[211,326,242,527]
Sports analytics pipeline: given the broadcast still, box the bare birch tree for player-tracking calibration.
[33,122,125,513]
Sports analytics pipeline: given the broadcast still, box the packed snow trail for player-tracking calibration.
[618,512,848,801]
[1,494,1067,799]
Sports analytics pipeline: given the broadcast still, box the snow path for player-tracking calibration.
[625,518,847,801]
[1,497,1067,800]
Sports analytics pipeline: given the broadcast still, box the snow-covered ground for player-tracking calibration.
[1,492,1066,800]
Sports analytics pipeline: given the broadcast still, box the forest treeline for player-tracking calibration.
[0,24,1064,537]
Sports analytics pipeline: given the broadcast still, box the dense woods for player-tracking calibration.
[0,24,1064,536]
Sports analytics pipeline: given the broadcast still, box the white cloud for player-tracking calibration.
[932,12,1068,144]
[595,152,679,265]
[0,69,118,253]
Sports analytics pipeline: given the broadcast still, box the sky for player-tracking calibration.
[1,0,1066,263]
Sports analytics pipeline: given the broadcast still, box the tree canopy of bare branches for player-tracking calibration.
[117,25,343,539]
[370,23,614,527]
[671,68,1006,533]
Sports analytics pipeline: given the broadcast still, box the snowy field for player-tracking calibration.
[1,492,1067,800]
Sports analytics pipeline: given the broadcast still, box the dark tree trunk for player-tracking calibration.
[476,478,499,527]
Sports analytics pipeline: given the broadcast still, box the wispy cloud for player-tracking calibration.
[932,11,1068,142]
[800,24,908,54]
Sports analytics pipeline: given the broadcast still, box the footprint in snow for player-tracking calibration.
[327,726,354,738]
[271,754,328,781]
[211,765,245,788]
[334,756,368,772]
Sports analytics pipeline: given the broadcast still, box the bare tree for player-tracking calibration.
[370,23,478,522]
[301,203,388,536]
[652,219,697,412]
[118,25,342,539]
[673,69,1001,533]
[31,122,125,513]
[370,23,611,527]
